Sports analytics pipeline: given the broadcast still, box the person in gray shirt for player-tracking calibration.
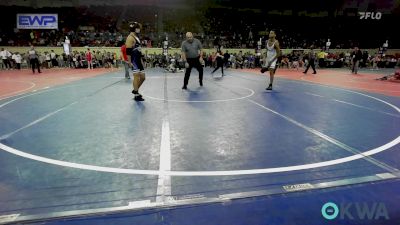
[28,46,41,74]
[181,32,204,89]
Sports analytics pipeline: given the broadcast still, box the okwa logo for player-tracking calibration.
[359,12,382,19]
[321,202,389,220]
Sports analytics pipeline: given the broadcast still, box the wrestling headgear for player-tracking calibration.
[129,22,142,33]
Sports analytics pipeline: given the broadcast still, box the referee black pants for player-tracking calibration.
[184,57,203,86]
[30,58,41,73]
[304,59,316,73]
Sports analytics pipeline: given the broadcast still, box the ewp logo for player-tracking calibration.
[359,12,382,20]
[322,202,390,221]
[19,16,55,26]
[17,14,58,29]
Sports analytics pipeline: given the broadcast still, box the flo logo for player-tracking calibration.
[321,202,389,220]
[359,12,382,19]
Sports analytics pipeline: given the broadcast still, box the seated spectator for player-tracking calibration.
[376,70,400,81]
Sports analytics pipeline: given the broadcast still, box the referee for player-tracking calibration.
[181,32,204,89]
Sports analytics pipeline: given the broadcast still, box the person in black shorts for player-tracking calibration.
[211,50,224,76]
[125,22,145,101]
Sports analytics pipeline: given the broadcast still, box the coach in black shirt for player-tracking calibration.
[351,47,362,74]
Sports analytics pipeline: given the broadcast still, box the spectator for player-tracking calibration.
[120,44,130,78]
[86,48,93,70]
[0,48,12,70]
[11,52,22,70]
[376,70,400,81]
[50,50,57,67]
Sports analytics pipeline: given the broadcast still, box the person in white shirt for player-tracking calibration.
[0,48,12,69]
[12,52,22,70]
[45,52,51,68]
[50,50,57,67]
[326,39,331,51]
